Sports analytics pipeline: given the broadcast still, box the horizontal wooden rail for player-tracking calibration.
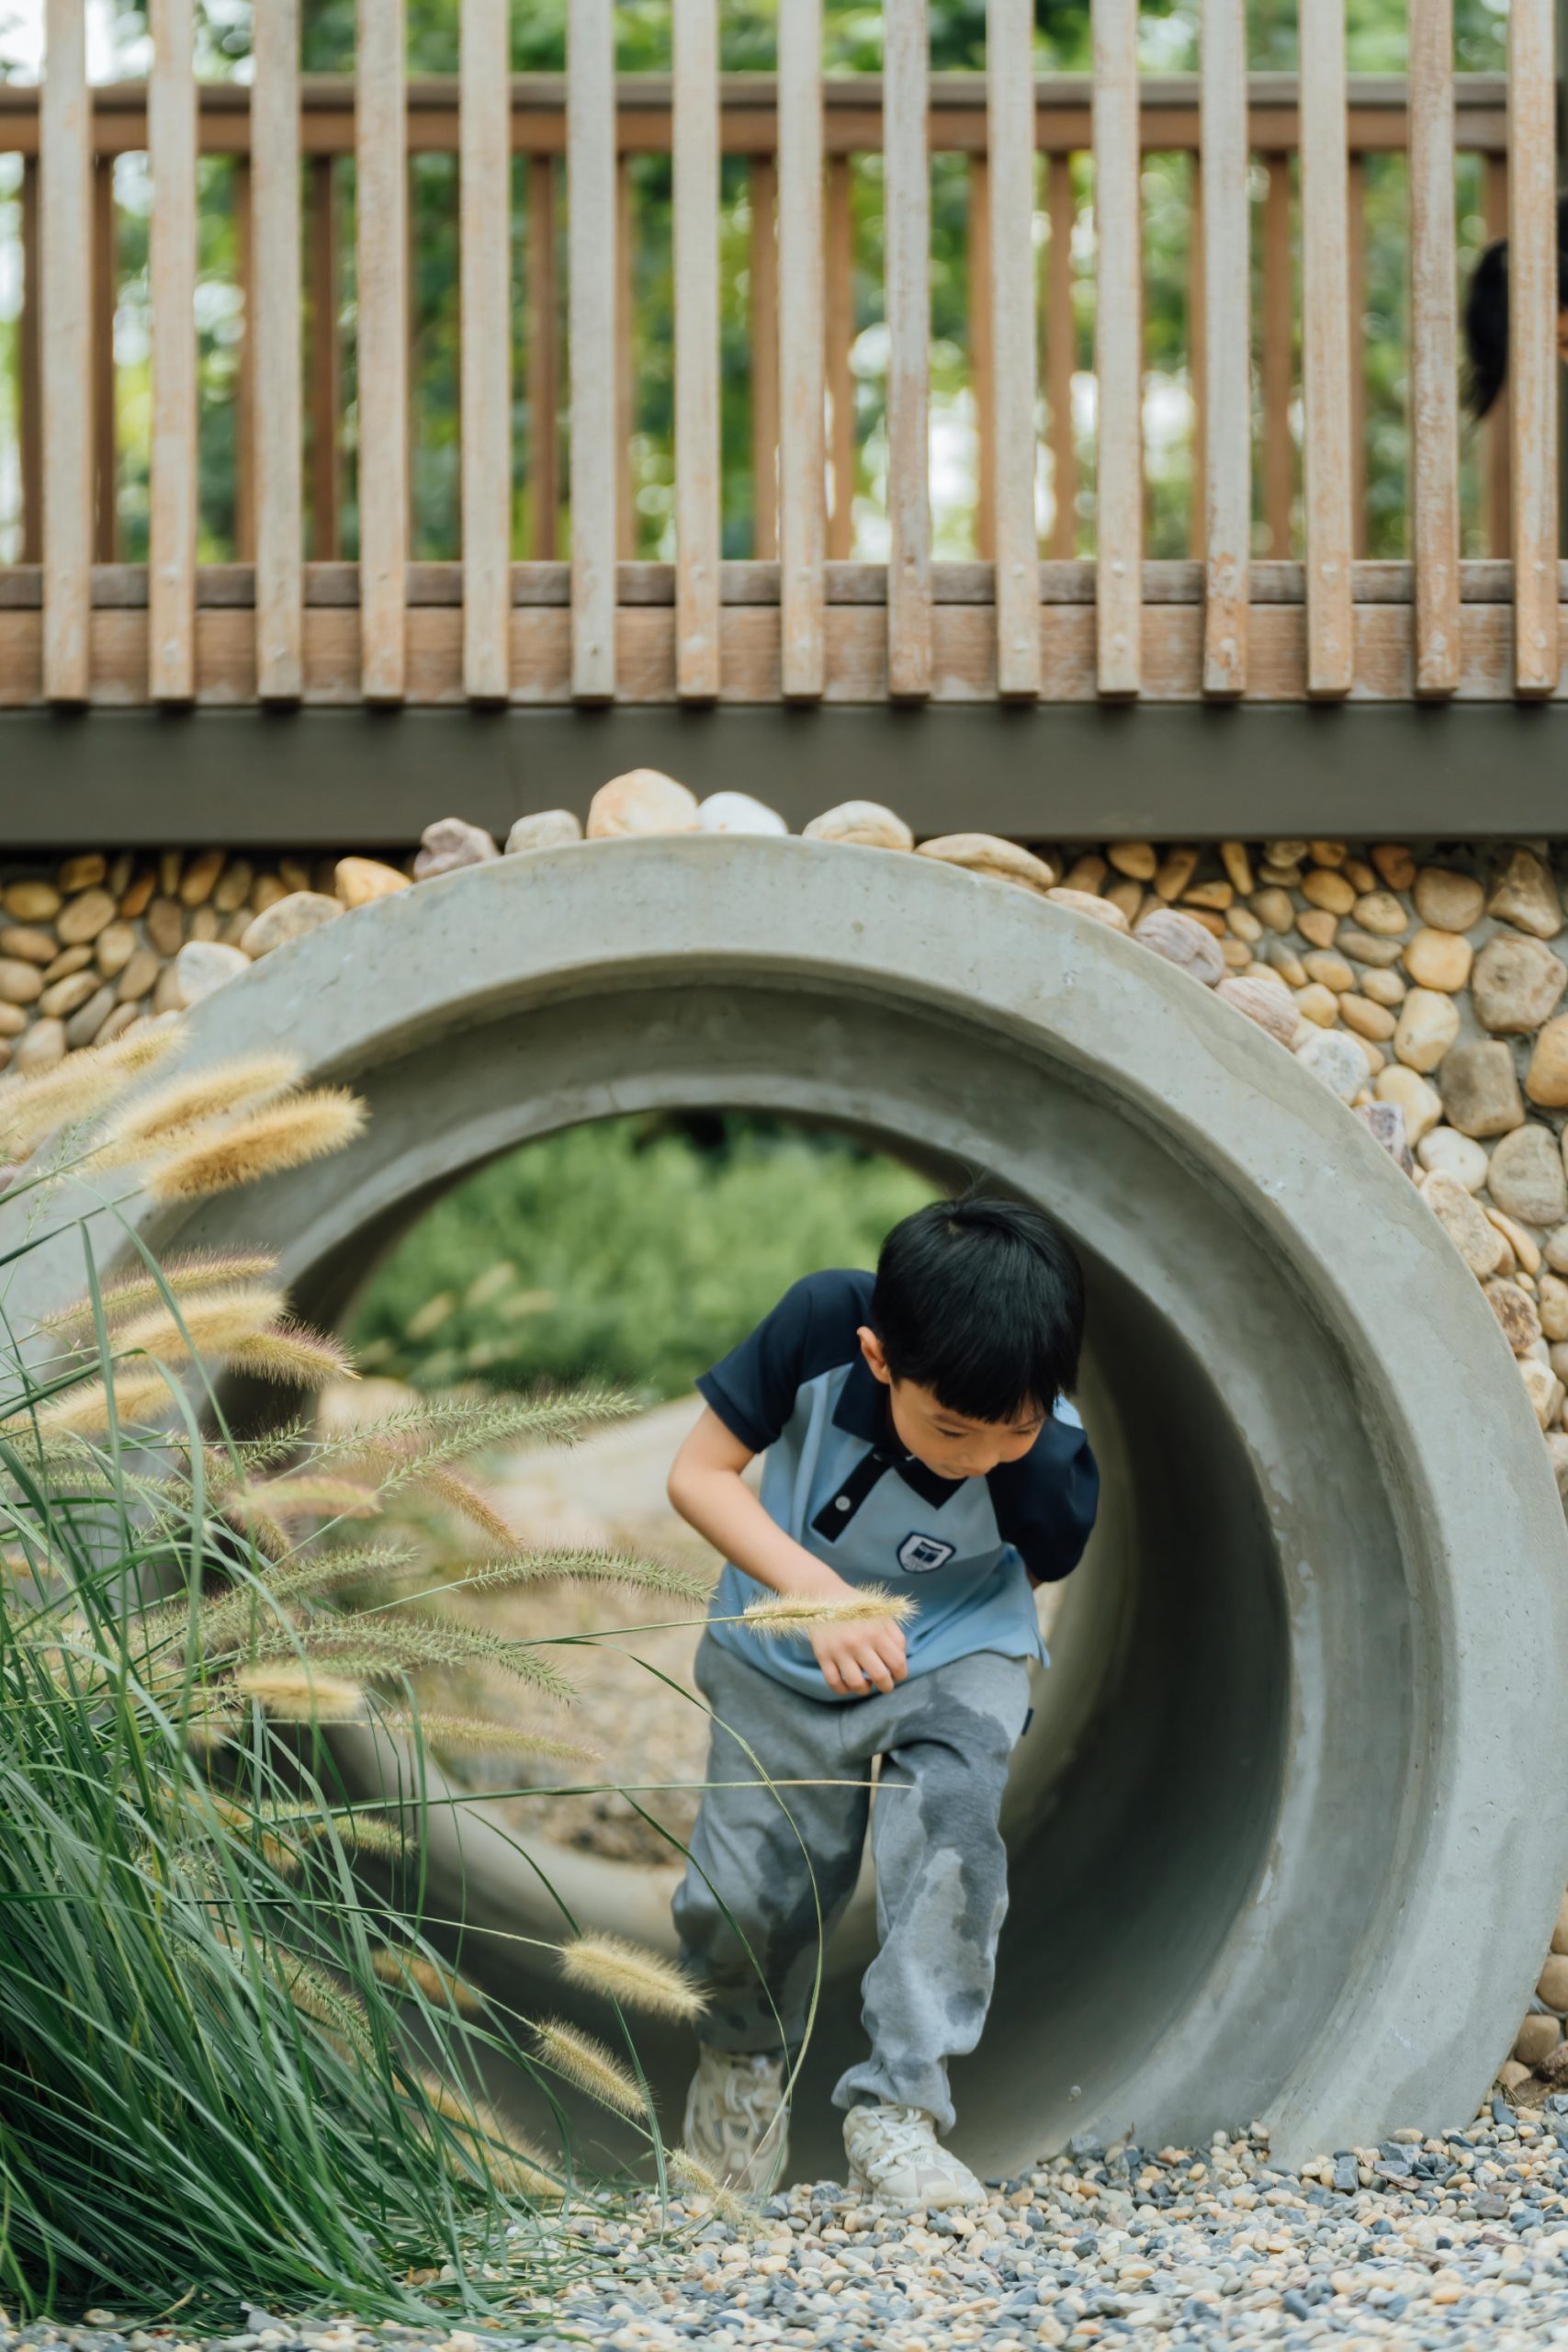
[6,559,1563,612]
[0,73,1517,155]
[1,565,1562,710]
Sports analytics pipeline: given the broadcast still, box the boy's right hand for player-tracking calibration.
[809,1612,908,1698]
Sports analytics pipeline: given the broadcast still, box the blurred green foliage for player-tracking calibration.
[347,1114,938,1402]
[0,0,1516,565]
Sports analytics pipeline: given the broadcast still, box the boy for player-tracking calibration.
[666,1195,1098,2213]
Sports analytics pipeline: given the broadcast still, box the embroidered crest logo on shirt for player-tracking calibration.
[897,1532,955,1575]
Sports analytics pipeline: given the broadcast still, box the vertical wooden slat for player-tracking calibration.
[1409,0,1461,694]
[405,162,420,577]
[777,0,825,696]
[884,0,931,700]
[308,156,340,560]
[529,154,559,561]
[1483,153,1511,558]
[254,0,302,698]
[356,0,408,703]
[825,155,855,560]
[149,0,197,702]
[615,156,635,560]
[40,0,92,697]
[460,0,511,700]
[673,0,720,700]
[19,159,42,567]
[1187,160,1204,561]
[568,0,616,700]
[233,159,255,563]
[1299,0,1354,697]
[1044,152,1077,560]
[1261,156,1293,553]
[969,153,995,564]
[1093,0,1142,696]
[1347,153,1367,555]
[987,0,1039,697]
[1507,0,1559,695]
[1201,0,1249,695]
[92,156,118,563]
[750,155,779,560]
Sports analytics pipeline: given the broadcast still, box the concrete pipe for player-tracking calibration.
[17,836,1568,2176]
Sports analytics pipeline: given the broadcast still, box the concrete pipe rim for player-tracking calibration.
[14,833,1568,2166]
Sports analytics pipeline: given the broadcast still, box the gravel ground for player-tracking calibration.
[27,2096,1568,2350]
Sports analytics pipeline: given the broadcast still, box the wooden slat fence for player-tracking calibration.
[776,0,825,698]
[355,0,407,703]
[458,0,511,700]
[567,0,615,702]
[0,32,1559,710]
[1201,0,1249,695]
[1300,0,1355,698]
[147,0,197,703]
[39,0,92,700]
[1507,0,1559,695]
[252,0,302,698]
[987,0,1040,699]
[1409,0,1461,695]
[883,0,932,701]
[672,0,721,701]
[1092,0,1143,696]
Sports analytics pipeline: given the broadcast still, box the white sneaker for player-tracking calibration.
[843,2101,986,2214]
[682,2047,790,2199]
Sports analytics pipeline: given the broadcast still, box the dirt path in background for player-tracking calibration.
[459,1396,722,1866]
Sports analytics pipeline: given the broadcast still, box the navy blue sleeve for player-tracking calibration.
[987,1406,1100,1586]
[695,1268,870,1456]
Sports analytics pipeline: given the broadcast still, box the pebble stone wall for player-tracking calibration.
[6,769,1568,2095]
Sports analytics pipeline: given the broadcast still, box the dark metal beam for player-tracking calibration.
[0,703,1563,850]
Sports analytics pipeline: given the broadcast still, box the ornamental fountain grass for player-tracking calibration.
[0,1027,878,2321]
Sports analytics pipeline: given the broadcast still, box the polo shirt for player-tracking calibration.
[695,1267,1099,1700]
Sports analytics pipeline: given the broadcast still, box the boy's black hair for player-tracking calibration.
[1463,192,1568,420]
[870,1194,1085,1424]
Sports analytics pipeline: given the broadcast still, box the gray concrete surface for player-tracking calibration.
[16,833,1568,2176]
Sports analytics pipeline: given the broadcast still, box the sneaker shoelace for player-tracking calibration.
[705,2054,784,2144]
[852,2104,944,2175]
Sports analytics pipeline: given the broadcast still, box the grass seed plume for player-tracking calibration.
[740,1587,916,1635]
[533,2019,647,2118]
[558,1932,708,2021]
[98,1052,303,1159]
[148,1090,367,1200]
[0,1025,182,1160]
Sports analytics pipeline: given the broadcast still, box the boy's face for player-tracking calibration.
[856,1326,1046,1479]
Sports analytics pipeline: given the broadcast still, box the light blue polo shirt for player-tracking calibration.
[695,1268,1099,1700]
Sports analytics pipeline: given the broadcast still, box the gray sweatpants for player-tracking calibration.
[671,1631,1032,2136]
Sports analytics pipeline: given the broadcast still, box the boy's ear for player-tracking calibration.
[857,1325,893,1386]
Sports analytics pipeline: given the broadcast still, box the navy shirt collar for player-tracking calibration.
[831,1351,893,1444]
[830,1352,959,1510]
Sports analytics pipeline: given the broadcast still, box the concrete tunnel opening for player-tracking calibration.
[231,970,1382,2185]
[298,1103,1297,2184]
[21,840,1564,2171]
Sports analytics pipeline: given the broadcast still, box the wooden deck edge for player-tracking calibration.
[0,699,1563,852]
[0,559,1560,613]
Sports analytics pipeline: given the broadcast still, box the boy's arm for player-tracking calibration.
[669,1406,907,1697]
